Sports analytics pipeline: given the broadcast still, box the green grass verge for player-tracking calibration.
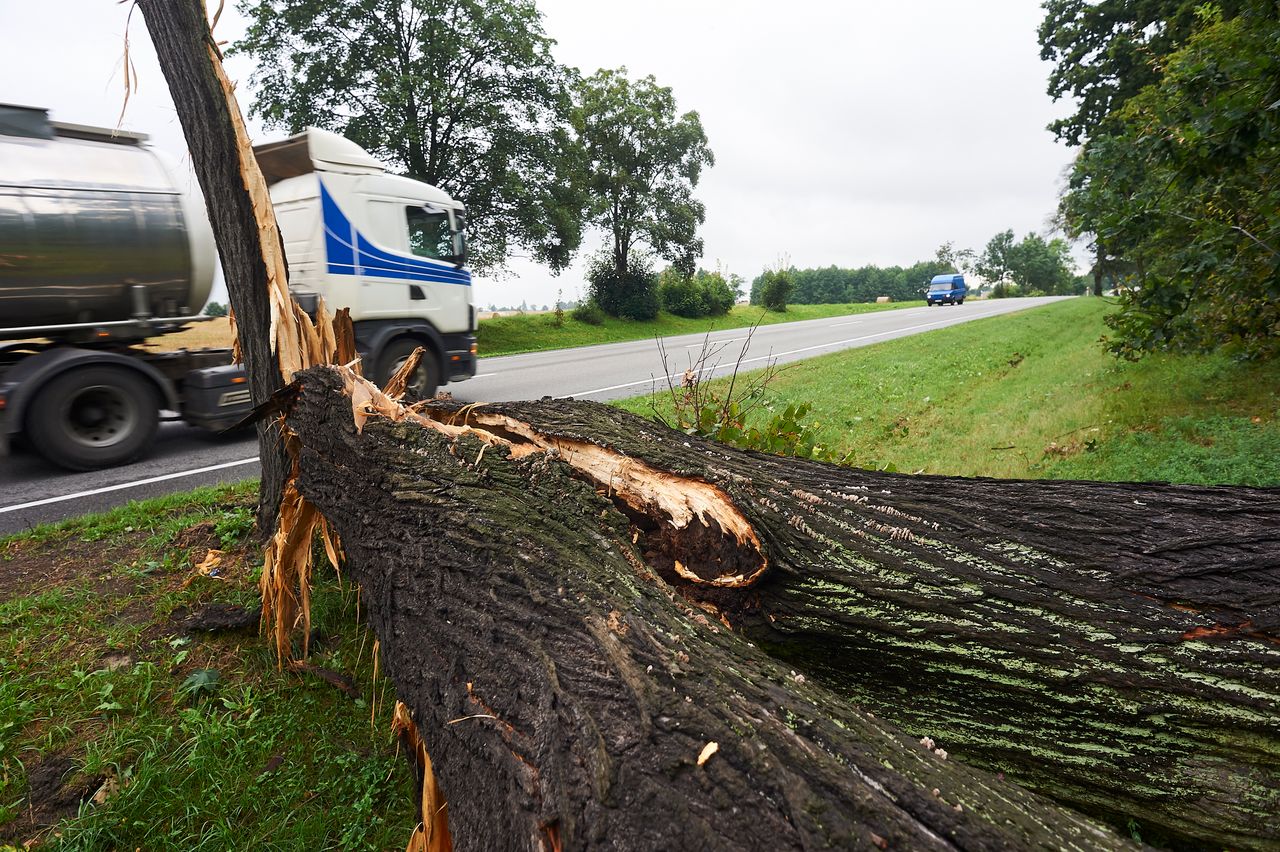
[477,301,924,357]
[0,484,415,851]
[616,298,1280,486]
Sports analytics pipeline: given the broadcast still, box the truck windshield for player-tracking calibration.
[929,282,953,291]
[407,206,454,260]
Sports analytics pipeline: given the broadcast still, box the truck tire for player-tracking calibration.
[376,338,440,402]
[958,298,965,305]
[25,366,160,470]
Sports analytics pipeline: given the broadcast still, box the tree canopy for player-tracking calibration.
[1037,0,1244,146]
[571,68,714,277]
[1053,1,1279,358]
[233,0,583,274]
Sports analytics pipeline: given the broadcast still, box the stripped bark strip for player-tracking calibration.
[394,701,453,852]
[140,0,295,534]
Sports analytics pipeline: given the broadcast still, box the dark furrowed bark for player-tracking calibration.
[286,368,1139,851]
[414,396,1280,851]
[139,0,288,536]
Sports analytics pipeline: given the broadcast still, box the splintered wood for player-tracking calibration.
[330,364,769,588]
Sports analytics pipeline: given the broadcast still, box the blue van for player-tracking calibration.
[926,274,967,306]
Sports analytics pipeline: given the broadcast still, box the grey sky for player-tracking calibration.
[2,1,1077,308]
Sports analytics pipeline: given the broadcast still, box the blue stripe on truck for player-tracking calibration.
[320,181,471,286]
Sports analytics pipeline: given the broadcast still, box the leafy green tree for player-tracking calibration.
[658,268,735,318]
[933,241,975,275]
[755,268,796,312]
[1038,0,1244,146]
[780,261,938,304]
[1008,233,1078,295]
[586,251,659,321]
[203,301,228,318]
[233,0,583,273]
[1061,3,1280,359]
[975,230,1017,296]
[572,68,714,279]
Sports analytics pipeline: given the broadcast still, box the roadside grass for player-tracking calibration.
[0,484,415,850]
[616,298,1279,486]
[476,301,924,357]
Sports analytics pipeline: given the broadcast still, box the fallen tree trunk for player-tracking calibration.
[282,367,1278,850]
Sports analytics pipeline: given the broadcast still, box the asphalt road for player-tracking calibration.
[0,297,1068,534]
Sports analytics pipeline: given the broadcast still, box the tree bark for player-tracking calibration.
[282,367,1279,850]
[138,0,289,536]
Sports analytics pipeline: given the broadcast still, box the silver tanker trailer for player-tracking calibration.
[0,103,252,471]
[1,104,476,471]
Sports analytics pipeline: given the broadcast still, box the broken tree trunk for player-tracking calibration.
[282,366,1278,850]
[139,0,295,536]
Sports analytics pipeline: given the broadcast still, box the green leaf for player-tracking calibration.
[180,669,221,704]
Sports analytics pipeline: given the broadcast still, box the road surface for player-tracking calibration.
[0,297,1068,533]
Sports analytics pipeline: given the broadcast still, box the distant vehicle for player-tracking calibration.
[926,274,967,306]
[0,105,476,470]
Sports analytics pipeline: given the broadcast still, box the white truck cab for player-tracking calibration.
[255,129,477,397]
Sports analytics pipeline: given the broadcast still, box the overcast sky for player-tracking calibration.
[3,1,1078,308]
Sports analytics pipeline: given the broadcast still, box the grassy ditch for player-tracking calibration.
[0,484,415,851]
[617,297,1279,485]
[475,301,923,357]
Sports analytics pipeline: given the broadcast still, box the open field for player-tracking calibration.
[140,317,235,352]
[616,298,1280,485]
[0,485,415,850]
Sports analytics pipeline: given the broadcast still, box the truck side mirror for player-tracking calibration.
[451,232,467,269]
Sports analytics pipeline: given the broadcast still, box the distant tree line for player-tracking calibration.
[747,231,1083,308]
[750,262,933,306]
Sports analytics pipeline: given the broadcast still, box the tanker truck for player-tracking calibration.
[0,104,476,471]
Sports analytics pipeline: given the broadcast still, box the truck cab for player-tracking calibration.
[926,274,967,306]
[255,129,477,397]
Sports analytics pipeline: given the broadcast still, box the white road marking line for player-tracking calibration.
[569,309,1007,397]
[0,457,261,515]
[685,338,741,348]
[827,320,863,327]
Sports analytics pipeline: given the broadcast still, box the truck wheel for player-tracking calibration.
[377,338,440,402]
[26,366,160,470]
[958,298,965,305]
